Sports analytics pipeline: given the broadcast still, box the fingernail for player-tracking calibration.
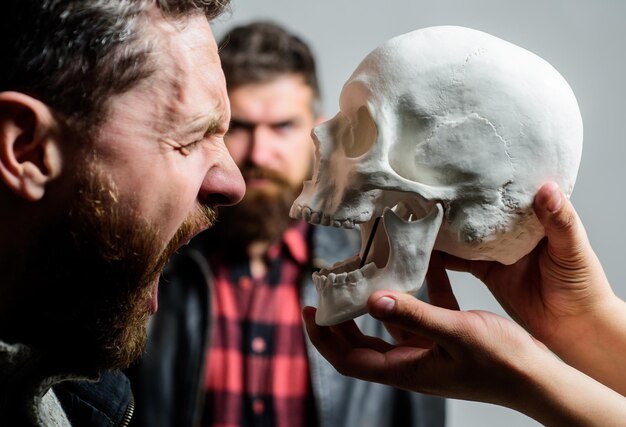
[546,184,562,213]
[371,296,396,318]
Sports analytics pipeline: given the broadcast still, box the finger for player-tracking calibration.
[382,319,434,348]
[367,291,462,349]
[436,250,471,272]
[385,323,435,348]
[436,250,493,285]
[426,251,461,310]
[302,306,402,383]
[533,181,590,262]
[302,307,393,355]
[303,307,349,358]
[330,317,396,352]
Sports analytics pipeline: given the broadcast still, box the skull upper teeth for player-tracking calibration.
[290,204,356,229]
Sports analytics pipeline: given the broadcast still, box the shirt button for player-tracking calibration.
[253,398,265,415]
[239,277,252,290]
[251,337,266,353]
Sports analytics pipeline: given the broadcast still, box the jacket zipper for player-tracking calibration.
[120,392,135,427]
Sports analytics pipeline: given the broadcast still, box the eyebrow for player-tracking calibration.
[182,113,223,137]
[229,117,299,130]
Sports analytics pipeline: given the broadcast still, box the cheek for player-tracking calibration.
[285,135,315,182]
[148,168,202,239]
[224,137,248,167]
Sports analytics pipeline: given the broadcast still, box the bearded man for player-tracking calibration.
[128,21,446,427]
[0,1,244,425]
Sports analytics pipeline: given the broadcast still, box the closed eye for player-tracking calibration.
[271,121,295,133]
[226,119,298,135]
[180,121,224,154]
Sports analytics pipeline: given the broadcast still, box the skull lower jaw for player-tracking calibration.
[293,202,444,325]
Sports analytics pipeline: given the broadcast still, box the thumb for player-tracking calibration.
[533,182,589,260]
[368,291,462,348]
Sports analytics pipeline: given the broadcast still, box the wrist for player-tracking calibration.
[541,294,626,394]
[540,291,622,356]
[550,293,623,354]
[513,353,626,426]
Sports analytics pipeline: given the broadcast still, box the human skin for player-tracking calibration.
[94,13,245,253]
[439,182,626,395]
[303,182,626,425]
[0,9,245,369]
[224,74,318,191]
[0,13,246,293]
[219,74,318,276]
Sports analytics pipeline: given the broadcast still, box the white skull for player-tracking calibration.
[290,26,583,325]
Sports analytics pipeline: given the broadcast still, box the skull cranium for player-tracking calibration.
[290,26,583,325]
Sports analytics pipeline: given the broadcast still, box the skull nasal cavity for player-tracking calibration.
[344,106,377,158]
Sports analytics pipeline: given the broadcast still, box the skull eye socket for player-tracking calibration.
[343,106,377,158]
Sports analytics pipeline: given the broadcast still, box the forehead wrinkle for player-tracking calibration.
[136,14,225,138]
[133,15,188,131]
[146,49,204,137]
[152,75,226,141]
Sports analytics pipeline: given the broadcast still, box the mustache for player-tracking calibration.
[242,166,291,188]
[162,204,217,260]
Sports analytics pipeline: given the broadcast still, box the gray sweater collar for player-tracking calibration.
[0,341,73,426]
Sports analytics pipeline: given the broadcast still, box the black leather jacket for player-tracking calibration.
[56,370,134,427]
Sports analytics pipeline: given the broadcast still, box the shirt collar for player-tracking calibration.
[267,220,310,265]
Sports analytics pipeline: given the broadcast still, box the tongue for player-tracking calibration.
[150,279,159,313]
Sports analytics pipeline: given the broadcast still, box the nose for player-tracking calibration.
[248,126,274,167]
[199,150,245,207]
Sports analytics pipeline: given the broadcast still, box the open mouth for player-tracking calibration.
[290,199,438,291]
[291,198,443,325]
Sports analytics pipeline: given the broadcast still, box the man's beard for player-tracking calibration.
[210,166,301,255]
[9,161,215,374]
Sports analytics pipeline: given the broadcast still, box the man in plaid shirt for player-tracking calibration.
[128,21,445,427]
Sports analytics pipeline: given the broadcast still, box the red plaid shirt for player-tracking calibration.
[202,221,315,427]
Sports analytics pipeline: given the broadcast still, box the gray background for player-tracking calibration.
[212,1,626,426]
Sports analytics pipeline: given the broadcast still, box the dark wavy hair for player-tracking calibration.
[0,0,230,132]
[218,21,321,115]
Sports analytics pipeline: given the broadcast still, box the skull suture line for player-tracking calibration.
[290,26,583,326]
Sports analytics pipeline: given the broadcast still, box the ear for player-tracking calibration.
[0,92,63,201]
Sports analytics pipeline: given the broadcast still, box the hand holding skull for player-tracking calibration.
[303,182,626,425]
